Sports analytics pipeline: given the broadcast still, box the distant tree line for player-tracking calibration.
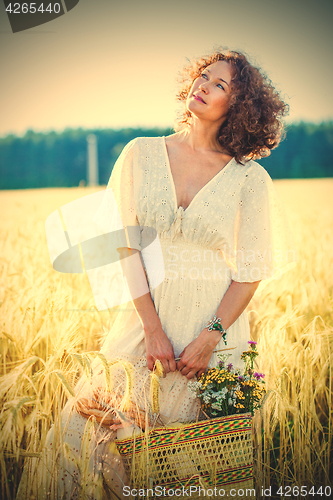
[0,122,332,189]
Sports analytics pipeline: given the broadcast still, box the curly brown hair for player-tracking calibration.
[175,48,289,163]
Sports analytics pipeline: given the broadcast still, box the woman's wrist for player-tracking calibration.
[205,314,227,345]
[200,328,222,348]
[131,286,162,336]
[142,315,163,337]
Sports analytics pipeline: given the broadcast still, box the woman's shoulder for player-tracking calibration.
[164,132,182,143]
[122,136,164,153]
[240,158,273,184]
[116,136,163,159]
[127,136,165,145]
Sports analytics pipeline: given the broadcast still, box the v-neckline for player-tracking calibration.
[162,136,235,213]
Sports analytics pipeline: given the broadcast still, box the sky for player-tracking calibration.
[0,0,332,137]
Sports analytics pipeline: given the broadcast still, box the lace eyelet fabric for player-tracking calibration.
[25,136,297,499]
[95,134,297,394]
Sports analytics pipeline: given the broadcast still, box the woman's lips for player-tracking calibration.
[194,94,206,104]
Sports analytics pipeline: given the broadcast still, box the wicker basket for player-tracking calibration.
[116,413,253,499]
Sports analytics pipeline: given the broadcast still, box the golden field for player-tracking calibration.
[0,179,332,499]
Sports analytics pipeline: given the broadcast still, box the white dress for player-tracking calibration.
[17,136,296,500]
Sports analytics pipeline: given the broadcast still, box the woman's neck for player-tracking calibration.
[179,118,226,154]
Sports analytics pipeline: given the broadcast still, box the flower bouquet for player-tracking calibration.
[188,341,266,418]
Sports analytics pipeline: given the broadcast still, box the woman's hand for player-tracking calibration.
[145,323,177,374]
[117,248,176,375]
[176,281,261,379]
[176,329,221,380]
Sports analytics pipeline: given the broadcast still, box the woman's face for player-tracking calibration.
[186,60,233,125]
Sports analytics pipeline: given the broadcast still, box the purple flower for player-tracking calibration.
[238,375,244,381]
[254,372,265,380]
[227,363,233,372]
[248,341,257,346]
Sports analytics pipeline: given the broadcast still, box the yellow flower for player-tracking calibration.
[235,403,245,409]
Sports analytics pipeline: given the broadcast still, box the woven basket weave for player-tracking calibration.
[116,413,253,498]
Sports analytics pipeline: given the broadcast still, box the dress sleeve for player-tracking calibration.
[231,163,297,283]
[93,138,142,251]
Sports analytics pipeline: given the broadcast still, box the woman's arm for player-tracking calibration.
[176,280,260,379]
[118,247,177,374]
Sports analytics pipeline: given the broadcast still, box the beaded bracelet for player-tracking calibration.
[205,315,227,345]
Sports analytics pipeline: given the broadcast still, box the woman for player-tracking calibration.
[97,49,294,384]
[18,48,296,499]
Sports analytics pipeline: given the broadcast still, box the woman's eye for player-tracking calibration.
[201,73,208,79]
[217,83,225,91]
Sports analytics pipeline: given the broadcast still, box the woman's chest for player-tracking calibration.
[133,139,247,237]
[166,145,233,211]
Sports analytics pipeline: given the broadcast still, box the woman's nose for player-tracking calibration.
[199,82,208,93]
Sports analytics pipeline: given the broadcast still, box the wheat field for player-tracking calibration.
[0,179,332,499]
